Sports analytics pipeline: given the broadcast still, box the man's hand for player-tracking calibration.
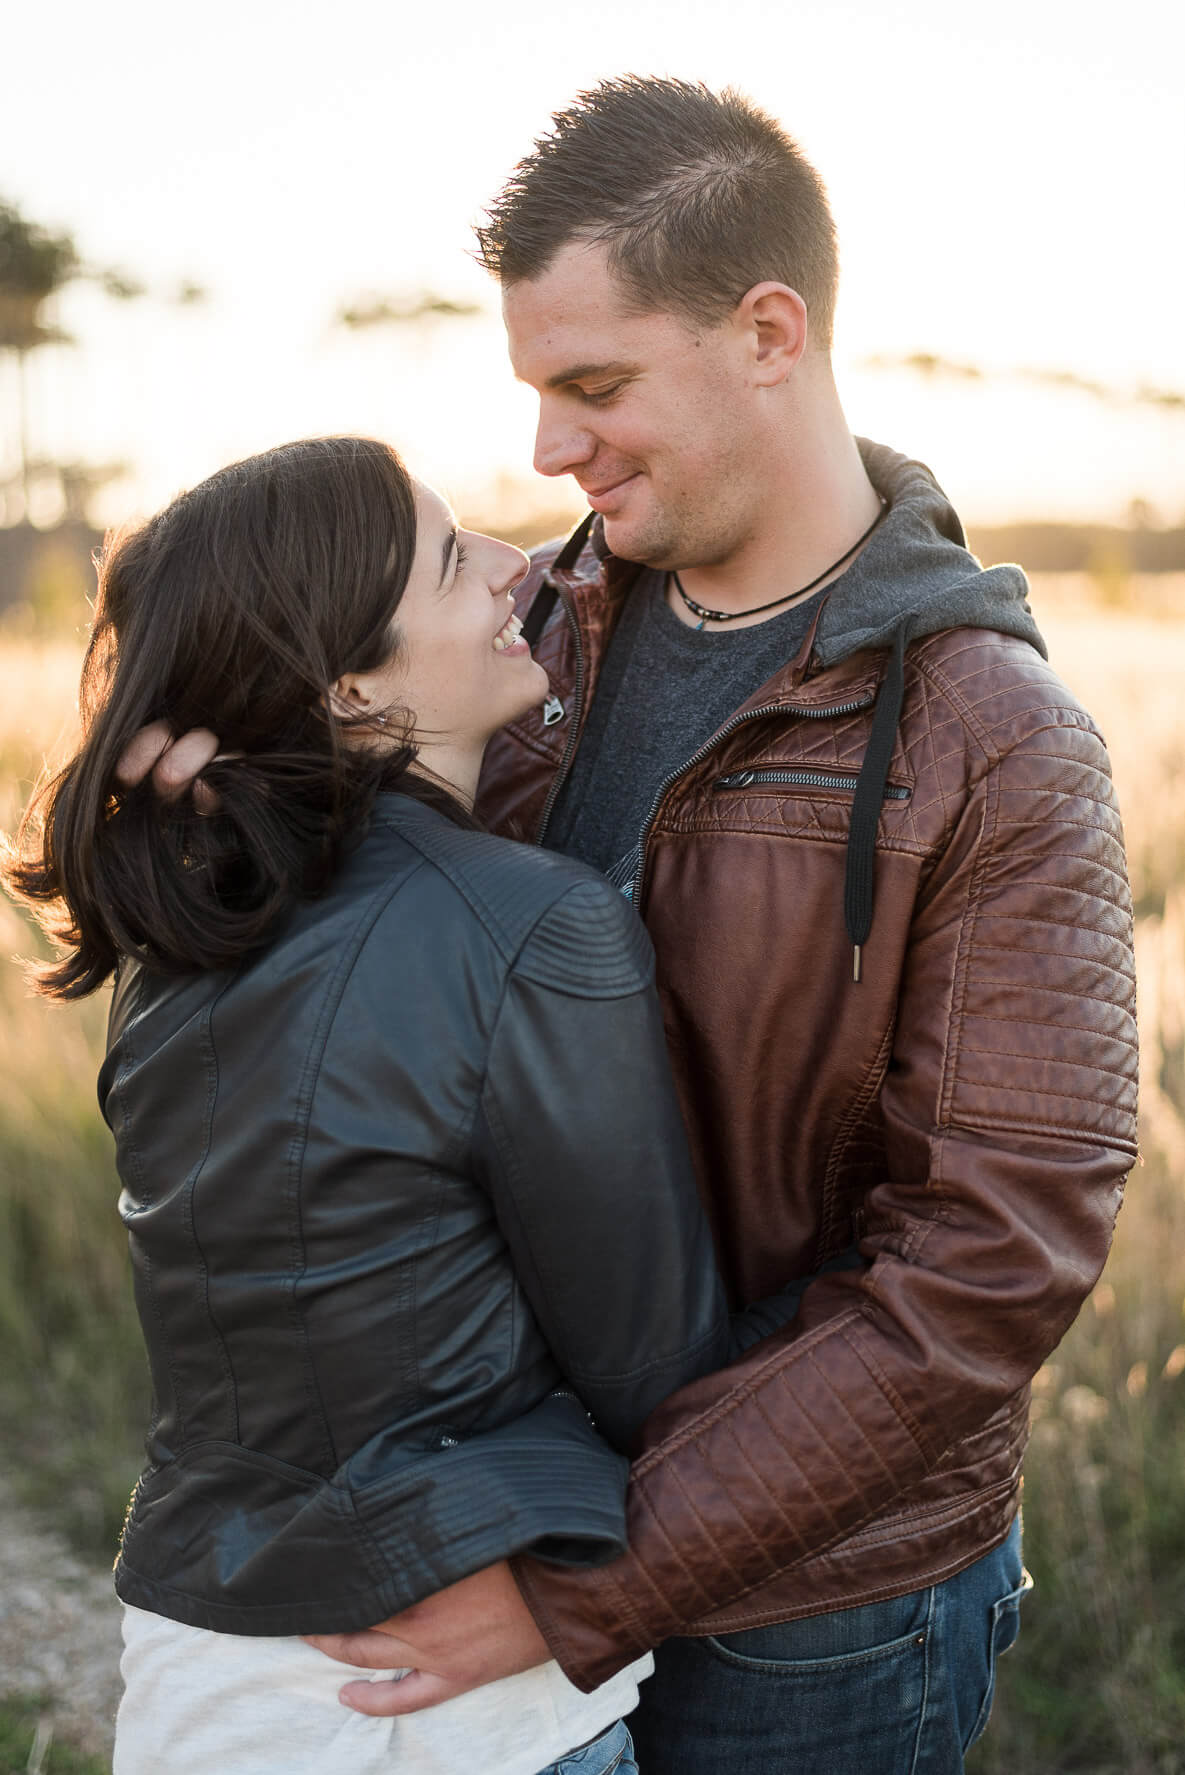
[304,1560,551,1717]
[115,721,221,811]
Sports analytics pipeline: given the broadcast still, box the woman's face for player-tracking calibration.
[362,483,546,753]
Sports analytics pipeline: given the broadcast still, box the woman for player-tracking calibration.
[6,437,784,1775]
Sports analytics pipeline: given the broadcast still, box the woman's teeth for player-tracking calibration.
[493,613,524,651]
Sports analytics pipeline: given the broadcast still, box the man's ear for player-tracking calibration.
[735,282,809,385]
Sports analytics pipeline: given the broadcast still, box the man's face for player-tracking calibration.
[503,242,760,569]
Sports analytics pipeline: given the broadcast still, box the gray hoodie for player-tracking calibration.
[817,437,1046,669]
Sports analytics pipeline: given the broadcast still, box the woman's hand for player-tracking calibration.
[115,721,221,810]
[303,1560,551,1716]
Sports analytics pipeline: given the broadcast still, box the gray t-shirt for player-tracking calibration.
[546,571,824,888]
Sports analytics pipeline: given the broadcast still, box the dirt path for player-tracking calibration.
[0,1474,123,1763]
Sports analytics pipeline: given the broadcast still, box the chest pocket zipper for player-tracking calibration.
[715,768,912,800]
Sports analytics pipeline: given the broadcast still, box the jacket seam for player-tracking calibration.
[937,726,1001,1131]
[818,1018,895,1262]
[192,982,241,1442]
[842,1320,934,1464]
[564,1318,727,1388]
[284,861,433,1473]
[113,970,191,1450]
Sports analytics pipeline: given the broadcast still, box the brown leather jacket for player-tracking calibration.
[475,451,1139,1691]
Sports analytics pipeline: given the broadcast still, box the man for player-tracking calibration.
[141,78,1138,1772]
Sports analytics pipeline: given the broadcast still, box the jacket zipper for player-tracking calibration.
[715,767,911,800]
[535,592,587,845]
[629,693,878,903]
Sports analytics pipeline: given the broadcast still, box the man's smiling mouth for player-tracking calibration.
[580,474,640,511]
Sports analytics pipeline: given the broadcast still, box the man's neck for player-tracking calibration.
[668,399,882,632]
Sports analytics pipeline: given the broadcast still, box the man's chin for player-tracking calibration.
[598,513,675,569]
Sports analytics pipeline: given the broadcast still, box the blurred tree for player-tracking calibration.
[860,350,1184,410]
[0,196,207,528]
[335,291,483,329]
[0,200,78,513]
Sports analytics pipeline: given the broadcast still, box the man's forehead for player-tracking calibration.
[502,255,676,382]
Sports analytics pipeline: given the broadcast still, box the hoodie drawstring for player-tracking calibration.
[844,616,915,982]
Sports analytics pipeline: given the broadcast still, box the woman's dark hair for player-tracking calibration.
[5,435,471,1000]
[476,76,839,345]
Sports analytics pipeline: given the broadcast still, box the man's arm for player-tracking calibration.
[509,707,1137,1688]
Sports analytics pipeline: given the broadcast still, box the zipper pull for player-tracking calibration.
[542,694,565,727]
[715,770,755,789]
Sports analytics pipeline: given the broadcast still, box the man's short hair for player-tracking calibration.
[476,76,839,347]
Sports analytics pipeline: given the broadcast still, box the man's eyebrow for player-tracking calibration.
[438,527,457,589]
[544,360,635,390]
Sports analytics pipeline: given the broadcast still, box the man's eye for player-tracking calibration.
[580,384,624,406]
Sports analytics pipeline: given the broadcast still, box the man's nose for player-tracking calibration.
[533,405,596,480]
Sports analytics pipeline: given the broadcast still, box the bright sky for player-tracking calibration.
[2,0,1182,527]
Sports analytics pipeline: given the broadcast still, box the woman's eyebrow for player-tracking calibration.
[438,527,458,588]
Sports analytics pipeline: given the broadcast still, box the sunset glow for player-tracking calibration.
[2,0,1181,527]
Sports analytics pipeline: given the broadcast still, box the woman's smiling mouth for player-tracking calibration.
[493,611,526,652]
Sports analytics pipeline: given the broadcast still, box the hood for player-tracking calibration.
[532,439,1047,986]
[814,438,1046,668]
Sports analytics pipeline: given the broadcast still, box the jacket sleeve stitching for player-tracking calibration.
[666,1459,758,1608]
[628,1310,865,1480]
[632,1481,719,1619]
[950,1053,1134,1100]
[961,995,1139,1024]
[979,884,1131,924]
[934,1108,1138,1147]
[743,1397,844,1542]
[997,870,1133,905]
[974,942,1135,984]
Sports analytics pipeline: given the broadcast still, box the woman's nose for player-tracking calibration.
[490,540,529,598]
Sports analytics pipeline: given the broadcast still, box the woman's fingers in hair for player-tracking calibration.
[114,724,222,803]
[114,720,177,789]
[152,729,221,799]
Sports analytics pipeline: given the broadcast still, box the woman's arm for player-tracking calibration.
[473,876,729,1452]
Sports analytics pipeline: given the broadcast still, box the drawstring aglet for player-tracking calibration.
[852,945,863,984]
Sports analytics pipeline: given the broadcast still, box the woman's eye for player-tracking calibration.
[454,540,470,570]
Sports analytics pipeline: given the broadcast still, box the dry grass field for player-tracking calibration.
[1,576,1183,1770]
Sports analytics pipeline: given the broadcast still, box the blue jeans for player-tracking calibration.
[629,1517,1029,1774]
[535,1718,638,1774]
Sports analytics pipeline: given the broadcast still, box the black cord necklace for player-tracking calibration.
[670,501,888,631]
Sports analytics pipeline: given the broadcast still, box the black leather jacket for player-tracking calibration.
[100,795,732,1636]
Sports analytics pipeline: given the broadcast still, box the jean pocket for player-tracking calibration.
[551,1718,633,1774]
[965,1571,1033,1750]
[701,1618,930,1770]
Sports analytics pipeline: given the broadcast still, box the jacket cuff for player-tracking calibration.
[510,1550,662,1693]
